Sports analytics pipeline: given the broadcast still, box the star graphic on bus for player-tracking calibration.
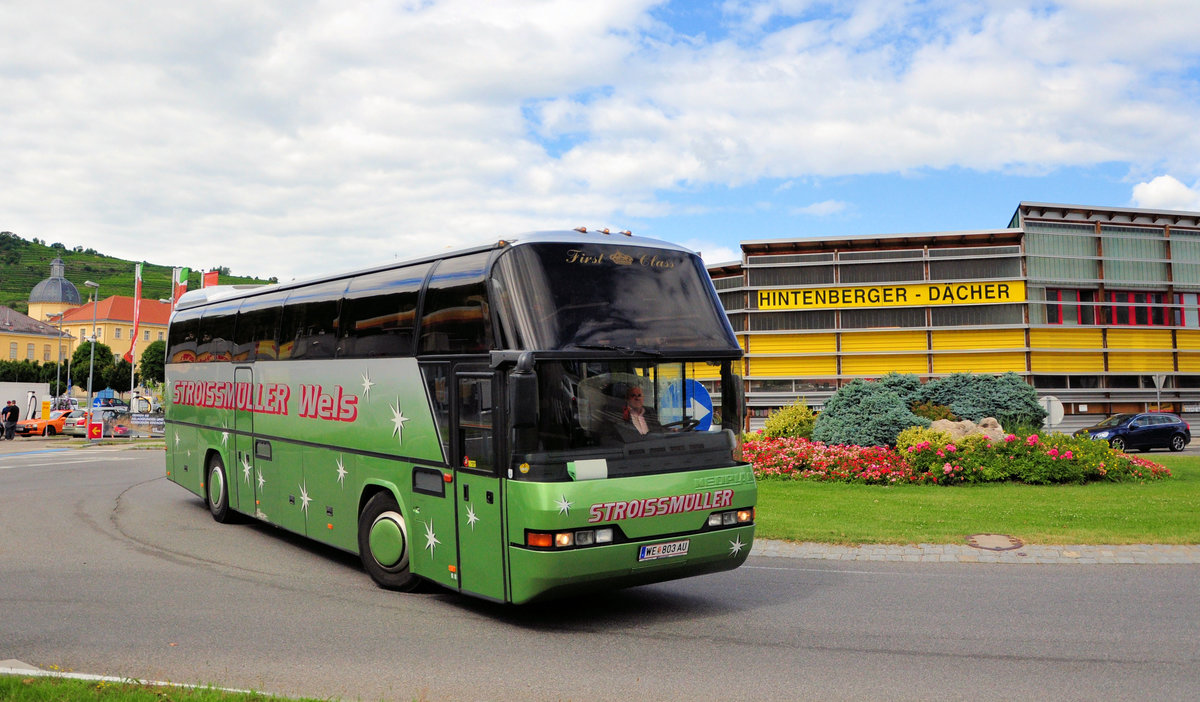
[466,504,479,529]
[422,519,440,557]
[390,400,409,441]
[360,371,374,400]
[299,482,311,514]
[555,495,573,516]
[257,470,265,490]
[335,456,347,487]
[221,422,229,446]
[173,432,180,447]
[242,455,252,484]
[729,535,745,557]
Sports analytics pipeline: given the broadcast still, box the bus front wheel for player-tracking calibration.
[206,454,233,523]
[358,492,420,591]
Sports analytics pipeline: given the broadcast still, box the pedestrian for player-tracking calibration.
[2,400,19,440]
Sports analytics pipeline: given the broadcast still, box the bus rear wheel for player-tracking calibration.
[206,454,234,523]
[358,492,419,591]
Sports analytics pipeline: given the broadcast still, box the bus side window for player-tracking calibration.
[234,292,285,362]
[167,308,201,363]
[421,363,451,464]
[196,303,237,362]
[457,376,494,473]
[339,263,430,358]
[280,280,347,360]
[419,253,493,355]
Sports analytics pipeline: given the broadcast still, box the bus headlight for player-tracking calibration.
[526,527,616,550]
[708,508,754,528]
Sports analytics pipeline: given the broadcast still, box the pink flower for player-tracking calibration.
[945,444,957,453]
[1048,448,1059,458]
[1026,434,1040,446]
[1004,434,1018,442]
[1063,450,1073,460]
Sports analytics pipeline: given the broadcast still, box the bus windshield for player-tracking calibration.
[492,241,740,354]
[512,358,740,481]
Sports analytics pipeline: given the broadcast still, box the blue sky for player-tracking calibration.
[3,1,1200,280]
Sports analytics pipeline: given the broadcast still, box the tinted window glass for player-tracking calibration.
[167,308,201,363]
[279,280,348,360]
[234,291,286,361]
[340,263,431,358]
[419,253,493,354]
[421,363,451,463]
[196,301,238,362]
[491,242,739,354]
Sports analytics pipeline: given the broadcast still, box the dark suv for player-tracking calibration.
[1074,412,1191,452]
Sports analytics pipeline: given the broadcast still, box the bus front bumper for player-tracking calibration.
[506,524,755,604]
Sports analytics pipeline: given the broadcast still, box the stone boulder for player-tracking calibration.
[930,417,1006,441]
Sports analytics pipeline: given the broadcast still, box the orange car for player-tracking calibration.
[15,409,82,437]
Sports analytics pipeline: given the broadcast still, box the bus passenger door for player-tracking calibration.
[232,367,256,517]
[454,371,507,602]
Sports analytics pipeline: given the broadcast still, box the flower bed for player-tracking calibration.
[743,430,1172,485]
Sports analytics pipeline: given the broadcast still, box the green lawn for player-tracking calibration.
[756,454,1200,545]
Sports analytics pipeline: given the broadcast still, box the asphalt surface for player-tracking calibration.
[1,440,1198,700]
[2,434,1197,568]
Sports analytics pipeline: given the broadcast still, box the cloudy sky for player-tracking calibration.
[4,0,1200,281]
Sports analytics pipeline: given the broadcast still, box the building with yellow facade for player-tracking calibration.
[710,202,1200,430]
[59,296,171,369]
[1,257,171,395]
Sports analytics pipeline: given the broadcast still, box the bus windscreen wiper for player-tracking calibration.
[572,343,662,356]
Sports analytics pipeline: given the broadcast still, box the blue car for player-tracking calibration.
[1074,412,1191,453]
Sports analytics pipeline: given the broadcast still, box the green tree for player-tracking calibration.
[138,339,166,385]
[106,359,133,396]
[71,341,116,393]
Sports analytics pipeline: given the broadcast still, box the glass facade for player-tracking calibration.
[718,204,1200,428]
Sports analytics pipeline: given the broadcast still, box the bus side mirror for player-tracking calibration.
[721,366,745,432]
[509,371,538,429]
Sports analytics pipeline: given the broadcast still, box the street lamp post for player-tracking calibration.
[47,312,64,409]
[84,281,99,437]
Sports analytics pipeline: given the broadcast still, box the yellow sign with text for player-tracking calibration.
[757,280,1026,310]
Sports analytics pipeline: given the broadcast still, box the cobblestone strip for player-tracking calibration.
[750,540,1200,564]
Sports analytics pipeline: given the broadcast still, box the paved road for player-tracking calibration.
[1,443,1198,701]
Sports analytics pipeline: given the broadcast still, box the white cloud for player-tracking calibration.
[2,1,1200,280]
[791,200,849,216]
[1131,176,1200,212]
[682,240,741,265]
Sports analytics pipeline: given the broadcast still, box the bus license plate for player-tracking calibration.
[638,540,690,561]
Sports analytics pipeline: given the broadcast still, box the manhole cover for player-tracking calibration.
[966,533,1024,551]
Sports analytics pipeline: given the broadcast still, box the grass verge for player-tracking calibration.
[756,454,1200,545]
[0,675,301,702]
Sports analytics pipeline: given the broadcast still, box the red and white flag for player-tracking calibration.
[124,262,143,363]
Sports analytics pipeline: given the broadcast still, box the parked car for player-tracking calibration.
[15,409,81,437]
[1074,412,1191,452]
[66,408,133,438]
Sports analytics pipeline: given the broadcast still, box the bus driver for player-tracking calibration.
[620,386,661,437]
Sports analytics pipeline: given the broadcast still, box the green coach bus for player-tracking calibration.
[164,230,756,603]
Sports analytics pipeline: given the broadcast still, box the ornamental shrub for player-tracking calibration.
[812,379,930,447]
[911,401,956,421]
[762,400,816,439]
[874,371,923,405]
[916,372,1047,428]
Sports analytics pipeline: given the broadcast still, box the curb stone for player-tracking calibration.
[751,539,1200,564]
